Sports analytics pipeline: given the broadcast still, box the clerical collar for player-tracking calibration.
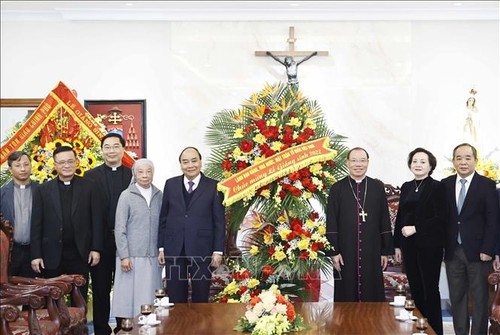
[58,178,72,186]
[349,176,366,184]
[14,182,31,190]
[105,164,122,172]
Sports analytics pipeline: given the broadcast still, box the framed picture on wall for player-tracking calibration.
[84,100,147,159]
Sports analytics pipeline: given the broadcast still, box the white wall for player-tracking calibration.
[1,20,499,188]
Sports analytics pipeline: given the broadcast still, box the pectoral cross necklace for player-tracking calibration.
[348,178,368,222]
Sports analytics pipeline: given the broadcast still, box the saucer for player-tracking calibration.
[138,320,161,326]
[389,301,404,307]
[395,315,417,321]
[154,302,174,308]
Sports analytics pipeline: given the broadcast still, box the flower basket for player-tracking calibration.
[234,285,307,335]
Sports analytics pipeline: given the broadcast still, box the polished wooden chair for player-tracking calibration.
[0,214,88,335]
[0,217,62,335]
[488,271,500,335]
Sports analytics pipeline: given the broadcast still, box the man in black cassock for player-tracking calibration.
[326,147,394,302]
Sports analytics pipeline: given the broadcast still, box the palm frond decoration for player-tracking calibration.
[204,82,348,274]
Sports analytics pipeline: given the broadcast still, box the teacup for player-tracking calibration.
[139,314,157,324]
[121,318,134,332]
[154,296,170,306]
[399,309,409,318]
[393,295,406,305]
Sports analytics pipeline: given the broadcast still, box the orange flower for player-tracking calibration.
[276,294,287,304]
[286,302,296,321]
[250,296,261,306]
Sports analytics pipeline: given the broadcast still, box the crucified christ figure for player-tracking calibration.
[266,51,318,86]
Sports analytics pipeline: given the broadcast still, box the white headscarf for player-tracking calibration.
[131,158,155,206]
[130,158,155,185]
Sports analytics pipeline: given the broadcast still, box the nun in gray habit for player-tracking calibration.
[111,158,163,318]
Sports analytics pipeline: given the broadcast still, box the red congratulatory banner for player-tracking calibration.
[217,137,337,206]
[1,81,135,168]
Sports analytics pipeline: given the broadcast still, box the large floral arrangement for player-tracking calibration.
[214,257,303,304]
[245,210,333,277]
[1,107,103,185]
[205,82,348,232]
[234,284,307,335]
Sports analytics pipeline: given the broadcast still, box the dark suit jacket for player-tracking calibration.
[394,177,447,249]
[442,172,499,262]
[0,179,38,234]
[30,176,103,269]
[158,173,225,258]
[84,164,132,235]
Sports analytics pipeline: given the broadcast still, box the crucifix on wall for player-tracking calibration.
[256,26,328,86]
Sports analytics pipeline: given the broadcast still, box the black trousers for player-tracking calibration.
[9,243,36,278]
[165,252,212,303]
[402,243,444,335]
[90,234,120,335]
[43,245,90,303]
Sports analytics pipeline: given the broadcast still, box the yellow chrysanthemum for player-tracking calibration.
[305,219,315,230]
[273,249,286,262]
[286,117,301,127]
[309,163,323,175]
[223,281,239,295]
[270,141,282,152]
[277,215,287,224]
[263,231,274,245]
[232,147,242,157]
[297,238,310,251]
[248,278,260,288]
[279,228,292,240]
[259,189,271,198]
[233,128,244,139]
[309,250,318,260]
[222,171,233,178]
[253,133,266,144]
[249,245,259,255]
[303,118,317,130]
[318,225,326,236]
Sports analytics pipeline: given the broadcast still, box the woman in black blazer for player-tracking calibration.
[394,147,447,335]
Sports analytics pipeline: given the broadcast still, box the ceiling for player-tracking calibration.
[1,1,498,21]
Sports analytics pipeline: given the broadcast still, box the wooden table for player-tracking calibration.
[119,302,436,335]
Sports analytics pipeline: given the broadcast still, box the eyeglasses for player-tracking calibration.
[103,144,123,152]
[55,159,76,166]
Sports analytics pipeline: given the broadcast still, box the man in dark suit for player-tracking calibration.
[157,147,225,303]
[85,133,132,335]
[442,143,499,335]
[30,145,103,301]
[0,151,37,277]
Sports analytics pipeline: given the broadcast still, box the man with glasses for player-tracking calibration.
[30,145,103,301]
[325,147,393,302]
[85,133,132,335]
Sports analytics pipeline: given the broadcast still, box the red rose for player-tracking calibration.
[222,159,233,171]
[254,119,266,131]
[236,161,248,171]
[220,296,228,303]
[262,265,274,276]
[240,139,254,153]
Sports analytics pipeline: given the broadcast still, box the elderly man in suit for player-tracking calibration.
[30,145,103,301]
[0,151,37,277]
[157,147,225,303]
[442,143,499,335]
[85,133,132,335]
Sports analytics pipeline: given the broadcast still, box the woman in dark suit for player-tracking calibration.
[394,147,447,335]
